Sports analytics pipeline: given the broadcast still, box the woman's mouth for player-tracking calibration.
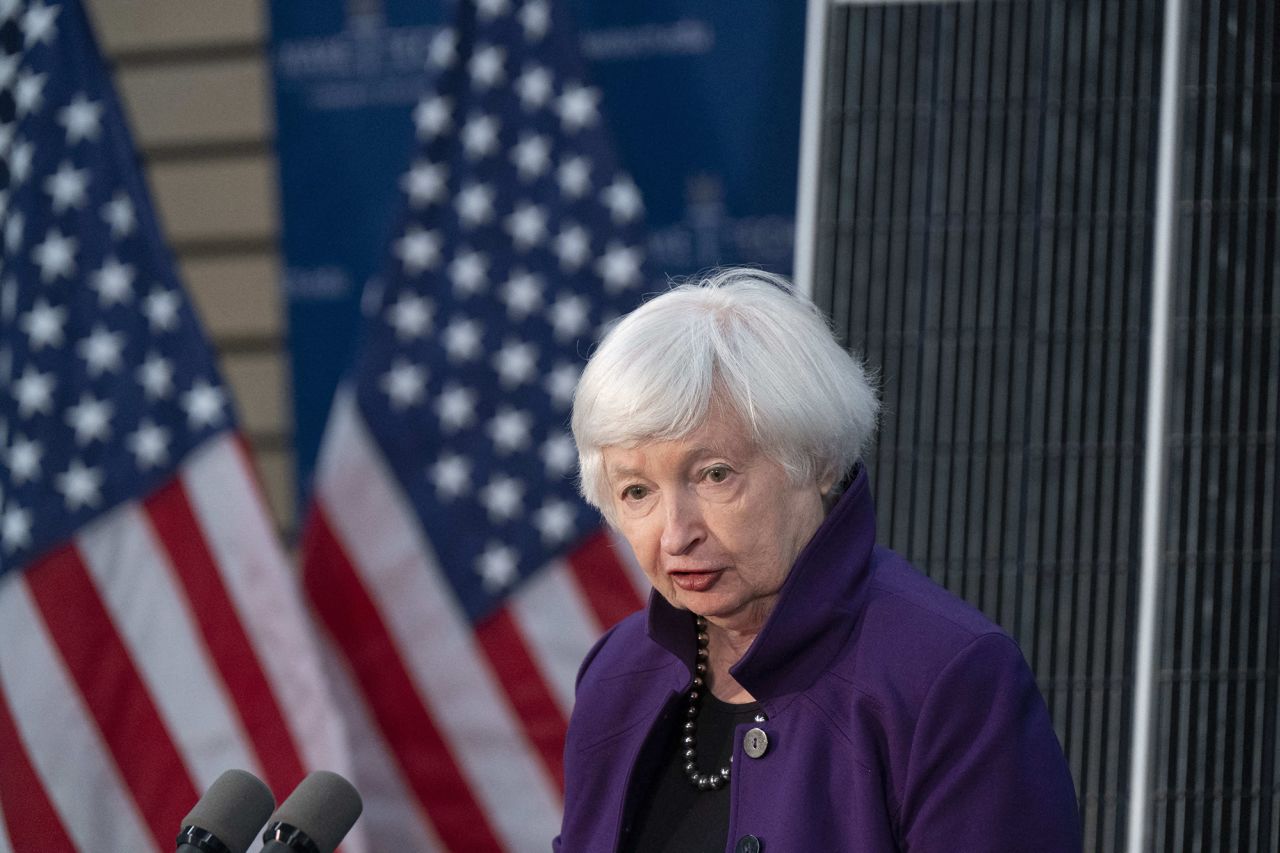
[669,569,722,592]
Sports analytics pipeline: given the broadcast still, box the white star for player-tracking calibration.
[395,226,443,274]
[448,251,489,296]
[520,0,550,41]
[65,394,113,445]
[434,383,478,432]
[492,339,538,388]
[480,475,525,523]
[6,435,42,483]
[476,0,510,20]
[144,288,181,331]
[505,203,547,250]
[1,506,32,552]
[442,317,483,362]
[77,326,125,376]
[0,52,17,90]
[380,358,428,409]
[19,299,66,350]
[10,360,50,418]
[553,224,592,270]
[500,270,544,319]
[32,228,77,282]
[182,379,228,429]
[557,156,592,198]
[413,95,452,139]
[488,406,533,453]
[44,161,90,213]
[401,160,448,206]
[428,29,457,68]
[14,71,46,116]
[535,500,576,544]
[602,176,644,223]
[21,1,58,46]
[137,353,174,399]
[596,242,644,292]
[476,542,519,592]
[126,420,171,469]
[56,460,104,511]
[58,94,103,144]
[455,182,495,227]
[102,192,136,237]
[91,257,135,305]
[541,432,578,475]
[468,44,506,89]
[555,84,600,132]
[429,453,471,499]
[545,361,580,407]
[9,141,33,188]
[4,212,23,253]
[511,133,551,180]
[548,293,590,341]
[461,113,500,159]
[515,64,553,110]
[385,294,434,340]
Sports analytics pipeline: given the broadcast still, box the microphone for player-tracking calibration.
[177,768,276,853]
[261,770,363,853]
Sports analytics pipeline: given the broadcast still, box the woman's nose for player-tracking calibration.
[659,492,705,555]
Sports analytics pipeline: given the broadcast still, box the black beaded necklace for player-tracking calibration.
[681,617,731,790]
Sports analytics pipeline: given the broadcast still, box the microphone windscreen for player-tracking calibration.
[182,769,275,853]
[272,770,363,853]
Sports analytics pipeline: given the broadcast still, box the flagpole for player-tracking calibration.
[1126,0,1186,849]
[793,0,831,299]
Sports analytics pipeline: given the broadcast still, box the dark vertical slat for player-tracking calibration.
[1218,4,1250,848]
[1163,2,1207,848]
[1237,10,1276,846]
[1253,6,1280,848]
[967,0,1004,619]
[933,2,975,592]
[812,2,851,317]
[978,0,1018,628]
[825,3,857,339]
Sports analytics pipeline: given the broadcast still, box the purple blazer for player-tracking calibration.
[556,469,1081,852]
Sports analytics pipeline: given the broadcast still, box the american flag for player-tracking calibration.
[299,0,653,848]
[0,1,358,849]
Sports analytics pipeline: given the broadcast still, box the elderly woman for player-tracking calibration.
[555,269,1080,852]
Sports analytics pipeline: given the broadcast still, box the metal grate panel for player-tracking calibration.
[813,1,1280,849]
[812,2,1159,848]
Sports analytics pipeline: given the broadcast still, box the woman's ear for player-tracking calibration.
[817,468,840,509]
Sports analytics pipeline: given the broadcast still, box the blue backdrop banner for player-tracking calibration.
[267,0,805,501]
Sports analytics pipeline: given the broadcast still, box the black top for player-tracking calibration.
[621,694,761,853]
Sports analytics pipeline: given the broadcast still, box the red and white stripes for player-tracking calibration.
[0,433,361,852]
[303,391,648,852]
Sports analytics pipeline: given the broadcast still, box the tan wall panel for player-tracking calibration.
[184,254,283,339]
[222,351,288,437]
[249,446,296,535]
[150,157,277,243]
[86,0,263,55]
[118,61,270,148]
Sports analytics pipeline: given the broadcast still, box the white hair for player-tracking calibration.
[571,268,879,515]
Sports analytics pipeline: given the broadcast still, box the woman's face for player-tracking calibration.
[601,405,828,635]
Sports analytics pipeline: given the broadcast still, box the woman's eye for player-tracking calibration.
[622,485,648,501]
[705,466,730,483]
